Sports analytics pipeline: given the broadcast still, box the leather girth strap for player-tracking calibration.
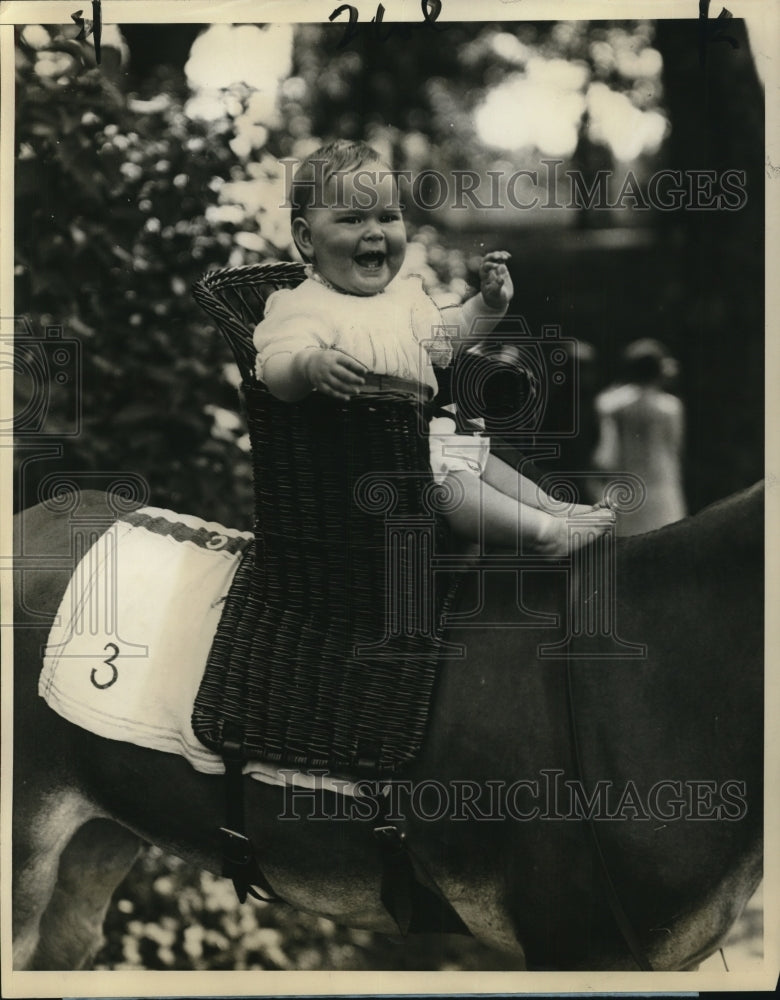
[372,801,471,937]
[219,727,278,904]
[217,731,470,936]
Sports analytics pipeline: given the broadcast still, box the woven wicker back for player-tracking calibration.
[192,261,307,381]
[191,260,458,772]
[191,259,464,772]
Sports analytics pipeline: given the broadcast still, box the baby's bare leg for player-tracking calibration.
[443,471,612,555]
[481,454,596,515]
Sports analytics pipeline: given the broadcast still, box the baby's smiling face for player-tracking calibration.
[292,169,406,296]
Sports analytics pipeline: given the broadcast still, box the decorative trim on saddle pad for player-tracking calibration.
[119,508,251,555]
[192,383,459,776]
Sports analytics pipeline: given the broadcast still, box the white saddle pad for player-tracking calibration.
[39,506,361,795]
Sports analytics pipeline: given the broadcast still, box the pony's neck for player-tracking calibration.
[620,481,764,574]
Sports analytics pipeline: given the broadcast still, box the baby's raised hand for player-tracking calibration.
[479,250,513,310]
[301,348,367,401]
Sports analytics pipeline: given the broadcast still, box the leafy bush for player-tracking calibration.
[15,29,254,524]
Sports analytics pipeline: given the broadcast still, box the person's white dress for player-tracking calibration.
[593,383,686,535]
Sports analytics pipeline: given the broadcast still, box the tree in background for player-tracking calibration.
[15,26,255,523]
[653,18,764,507]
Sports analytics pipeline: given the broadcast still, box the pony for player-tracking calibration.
[10,482,764,971]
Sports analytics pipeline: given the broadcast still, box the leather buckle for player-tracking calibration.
[373,823,406,851]
[219,826,253,867]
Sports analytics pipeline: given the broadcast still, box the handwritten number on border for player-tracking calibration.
[330,0,443,48]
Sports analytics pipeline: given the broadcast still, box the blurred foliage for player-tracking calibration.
[291,21,665,168]
[15,28,257,522]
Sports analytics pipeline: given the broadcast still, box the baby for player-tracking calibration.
[254,140,612,555]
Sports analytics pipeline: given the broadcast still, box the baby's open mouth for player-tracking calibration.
[354,251,386,270]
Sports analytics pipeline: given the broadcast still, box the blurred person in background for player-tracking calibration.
[592,338,687,536]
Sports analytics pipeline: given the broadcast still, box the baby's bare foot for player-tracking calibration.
[572,503,616,521]
[569,509,615,553]
[534,509,614,555]
[569,501,603,516]
[540,498,611,517]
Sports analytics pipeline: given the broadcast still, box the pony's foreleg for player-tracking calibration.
[28,818,142,971]
[12,789,97,970]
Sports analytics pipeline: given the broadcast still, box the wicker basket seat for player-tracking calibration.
[191,262,456,774]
